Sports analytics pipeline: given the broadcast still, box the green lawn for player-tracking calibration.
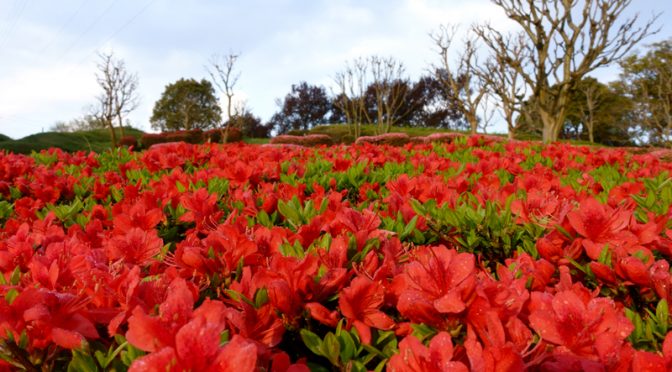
[0,127,144,154]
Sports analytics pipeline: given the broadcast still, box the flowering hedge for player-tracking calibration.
[1,138,672,371]
[140,128,242,149]
[269,134,334,147]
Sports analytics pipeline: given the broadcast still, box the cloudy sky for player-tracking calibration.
[0,0,669,139]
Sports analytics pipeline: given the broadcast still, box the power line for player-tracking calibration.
[71,0,157,68]
[0,0,31,52]
[38,0,89,54]
[99,0,157,48]
[54,0,121,63]
[0,0,21,49]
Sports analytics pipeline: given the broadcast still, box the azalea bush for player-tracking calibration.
[1,138,672,371]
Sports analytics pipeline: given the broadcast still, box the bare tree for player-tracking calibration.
[93,51,139,146]
[579,82,603,143]
[368,56,413,134]
[480,0,658,143]
[334,58,371,139]
[207,52,240,141]
[473,29,529,139]
[431,25,489,134]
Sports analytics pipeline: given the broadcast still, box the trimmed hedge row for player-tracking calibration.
[355,133,411,146]
[267,132,480,147]
[269,134,334,146]
[138,128,242,149]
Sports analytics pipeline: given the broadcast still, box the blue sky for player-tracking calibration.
[0,0,669,139]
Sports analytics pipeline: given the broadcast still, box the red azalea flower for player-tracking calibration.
[112,201,164,233]
[105,227,163,266]
[338,276,395,344]
[529,288,633,364]
[223,302,285,348]
[1,288,98,350]
[566,197,634,260]
[253,254,319,324]
[393,246,475,328]
[126,277,196,352]
[388,332,468,372]
[129,334,258,372]
[179,188,224,231]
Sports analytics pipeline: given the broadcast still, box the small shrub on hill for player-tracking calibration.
[118,135,138,149]
[354,133,410,146]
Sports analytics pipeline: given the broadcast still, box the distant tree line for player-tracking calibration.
[53,0,670,147]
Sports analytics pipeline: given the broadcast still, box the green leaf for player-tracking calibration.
[220,330,230,346]
[411,323,437,342]
[300,329,324,357]
[120,342,145,366]
[400,215,418,240]
[597,245,612,267]
[322,332,341,366]
[17,330,28,349]
[5,289,19,305]
[257,210,272,228]
[254,288,269,308]
[9,266,20,285]
[67,349,98,372]
[657,299,669,334]
[338,330,357,362]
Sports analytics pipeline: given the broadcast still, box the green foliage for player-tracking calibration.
[0,127,144,154]
[300,321,398,371]
[626,299,671,352]
[618,39,672,146]
[411,197,544,268]
[150,78,222,131]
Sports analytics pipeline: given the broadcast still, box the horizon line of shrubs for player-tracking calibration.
[268,132,510,147]
[119,128,243,149]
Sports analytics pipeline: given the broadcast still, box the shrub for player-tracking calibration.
[269,134,333,147]
[269,135,302,145]
[164,129,204,144]
[204,129,222,143]
[118,135,138,149]
[355,133,410,146]
[299,134,333,146]
[424,132,465,143]
[648,148,672,161]
[287,129,309,136]
[203,128,242,143]
[224,127,243,143]
[467,134,506,147]
[140,133,166,148]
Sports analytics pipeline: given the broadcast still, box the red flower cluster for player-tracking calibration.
[1,139,672,371]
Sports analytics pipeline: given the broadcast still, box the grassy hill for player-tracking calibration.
[0,127,144,154]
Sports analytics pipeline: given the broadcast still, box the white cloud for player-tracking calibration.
[0,0,669,138]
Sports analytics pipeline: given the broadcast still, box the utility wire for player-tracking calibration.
[54,0,120,64]
[38,0,88,54]
[71,0,157,68]
[0,0,30,52]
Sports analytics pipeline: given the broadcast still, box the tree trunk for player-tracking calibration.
[117,115,125,137]
[539,108,565,143]
[466,112,478,135]
[108,123,117,147]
